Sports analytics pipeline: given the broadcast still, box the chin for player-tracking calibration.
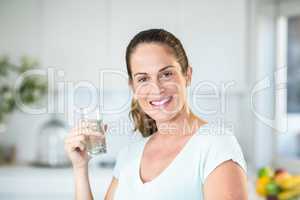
[150,112,177,123]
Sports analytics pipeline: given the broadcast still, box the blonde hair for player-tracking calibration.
[126,29,189,137]
[130,99,157,137]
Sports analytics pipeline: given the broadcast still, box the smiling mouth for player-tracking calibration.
[149,96,173,107]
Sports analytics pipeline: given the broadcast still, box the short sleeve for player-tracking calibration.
[201,134,247,183]
[113,145,129,179]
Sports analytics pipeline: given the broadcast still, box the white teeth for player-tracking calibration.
[150,97,172,106]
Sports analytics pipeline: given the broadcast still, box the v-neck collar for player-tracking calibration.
[137,123,208,186]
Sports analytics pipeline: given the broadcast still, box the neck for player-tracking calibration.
[154,104,206,137]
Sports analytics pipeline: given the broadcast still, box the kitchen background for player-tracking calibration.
[0,0,300,199]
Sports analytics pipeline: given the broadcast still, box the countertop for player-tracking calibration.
[0,164,113,200]
[0,164,262,200]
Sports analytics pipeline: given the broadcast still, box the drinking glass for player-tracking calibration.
[78,108,107,156]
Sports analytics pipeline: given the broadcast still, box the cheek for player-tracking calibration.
[165,82,187,109]
[133,84,152,105]
[134,84,149,98]
[162,79,186,95]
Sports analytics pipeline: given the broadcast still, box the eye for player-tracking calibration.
[137,77,148,83]
[160,71,173,79]
[164,71,173,77]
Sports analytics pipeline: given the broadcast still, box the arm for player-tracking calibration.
[64,128,107,200]
[74,167,94,200]
[203,160,248,200]
[104,177,119,200]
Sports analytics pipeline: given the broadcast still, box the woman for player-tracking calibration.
[64,29,248,200]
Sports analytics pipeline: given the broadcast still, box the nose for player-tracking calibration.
[148,79,165,96]
[134,79,166,99]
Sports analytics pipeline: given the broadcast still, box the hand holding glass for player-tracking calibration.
[78,108,107,156]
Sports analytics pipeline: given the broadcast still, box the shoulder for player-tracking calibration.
[194,127,247,183]
[192,124,241,147]
[205,130,242,150]
[193,126,241,152]
[203,159,248,199]
[201,130,248,199]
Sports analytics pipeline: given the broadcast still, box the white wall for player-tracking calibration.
[0,0,247,88]
[0,0,252,165]
[0,0,42,59]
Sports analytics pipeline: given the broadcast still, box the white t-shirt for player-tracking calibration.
[112,124,247,200]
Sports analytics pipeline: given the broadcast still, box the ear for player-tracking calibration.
[186,66,192,86]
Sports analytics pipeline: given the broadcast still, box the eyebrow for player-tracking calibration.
[133,65,175,77]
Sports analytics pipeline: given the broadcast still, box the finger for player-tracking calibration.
[70,140,86,152]
[84,131,105,137]
[70,127,82,135]
[64,132,78,143]
[66,134,87,144]
[65,140,83,153]
[74,144,85,152]
[70,126,89,135]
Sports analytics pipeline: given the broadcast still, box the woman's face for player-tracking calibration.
[129,43,192,122]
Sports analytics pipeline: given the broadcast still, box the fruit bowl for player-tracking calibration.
[256,167,300,200]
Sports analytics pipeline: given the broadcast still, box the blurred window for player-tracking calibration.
[287,16,300,113]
